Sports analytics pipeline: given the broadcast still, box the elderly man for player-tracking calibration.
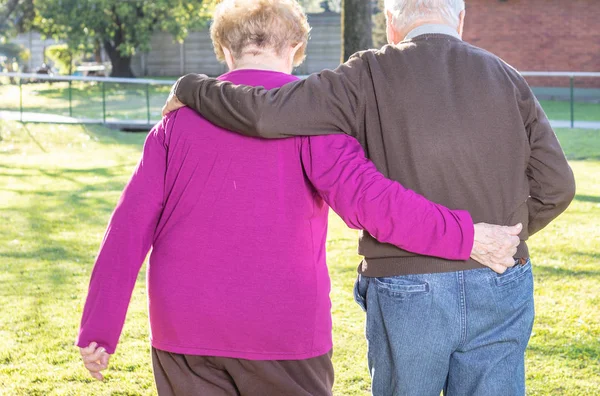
[163,0,575,394]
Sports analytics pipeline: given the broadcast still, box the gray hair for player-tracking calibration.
[384,0,465,29]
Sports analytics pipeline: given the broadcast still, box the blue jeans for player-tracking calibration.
[353,260,535,396]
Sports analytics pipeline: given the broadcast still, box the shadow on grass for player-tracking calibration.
[534,264,600,279]
[21,124,48,153]
[528,339,600,362]
[0,165,130,289]
[570,250,600,261]
[574,194,600,203]
[81,124,149,145]
[0,122,147,150]
[0,162,134,184]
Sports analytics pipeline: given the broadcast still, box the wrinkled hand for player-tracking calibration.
[162,87,185,116]
[471,223,522,274]
[80,342,111,381]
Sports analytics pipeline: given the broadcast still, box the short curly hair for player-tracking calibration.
[210,0,311,67]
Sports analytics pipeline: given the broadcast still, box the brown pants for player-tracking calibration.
[152,348,334,396]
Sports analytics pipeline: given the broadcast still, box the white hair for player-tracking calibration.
[384,0,465,29]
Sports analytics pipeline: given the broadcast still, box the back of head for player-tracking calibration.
[384,0,465,29]
[210,0,310,67]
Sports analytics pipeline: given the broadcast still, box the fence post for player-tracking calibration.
[68,80,73,117]
[570,76,574,129]
[146,84,151,125]
[19,77,23,122]
[102,81,106,124]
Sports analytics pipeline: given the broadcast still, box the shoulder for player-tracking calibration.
[347,48,381,66]
[165,106,205,126]
[158,107,210,143]
[463,41,531,86]
[459,42,537,119]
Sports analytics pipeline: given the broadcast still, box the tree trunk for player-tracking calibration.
[94,39,103,64]
[341,0,373,62]
[103,40,135,78]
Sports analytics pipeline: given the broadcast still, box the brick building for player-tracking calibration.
[462,0,600,88]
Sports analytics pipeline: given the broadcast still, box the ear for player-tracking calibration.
[385,9,400,45]
[457,10,466,38]
[222,47,235,71]
[290,42,304,66]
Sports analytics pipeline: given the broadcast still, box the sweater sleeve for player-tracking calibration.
[524,96,576,236]
[174,54,368,140]
[76,118,170,354]
[301,135,474,260]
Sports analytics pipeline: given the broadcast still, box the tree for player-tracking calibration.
[35,0,215,77]
[0,0,20,29]
[0,0,34,38]
[341,0,372,62]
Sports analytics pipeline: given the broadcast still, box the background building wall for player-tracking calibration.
[10,31,61,71]
[462,0,600,88]
[131,12,342,77]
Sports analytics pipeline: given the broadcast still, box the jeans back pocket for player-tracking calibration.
[374,275,430,298]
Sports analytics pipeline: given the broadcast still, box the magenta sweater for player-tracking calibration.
[76,70,474,360]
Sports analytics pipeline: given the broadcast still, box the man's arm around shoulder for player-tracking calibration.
[164,53,370,140]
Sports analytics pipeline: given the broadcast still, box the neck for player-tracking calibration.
[231,53,291,74]
[398,19,456,41]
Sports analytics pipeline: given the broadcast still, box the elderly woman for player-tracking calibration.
[75,1,512,395]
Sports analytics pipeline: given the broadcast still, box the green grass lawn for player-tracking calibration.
[0,121,598,395]
[0,81,599,123]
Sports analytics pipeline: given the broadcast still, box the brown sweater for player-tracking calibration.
[174,34,576,277]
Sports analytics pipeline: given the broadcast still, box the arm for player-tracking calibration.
[301,134,474,260]
[171,54,368,139]
[76,118,170,356]
[525,97,576,235]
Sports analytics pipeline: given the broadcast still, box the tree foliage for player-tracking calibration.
[0,0,21,31]
[0,41,29,62]
[45,43,77,74]
[0,0,35,38]
[34,0,216,77]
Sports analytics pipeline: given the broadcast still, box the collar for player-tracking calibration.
[404,24,462,41]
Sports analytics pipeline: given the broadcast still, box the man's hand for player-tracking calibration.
[80,342,111,381]
[162,89,185,116]
[471,223,522,274]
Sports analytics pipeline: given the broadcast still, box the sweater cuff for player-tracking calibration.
[455,209,474,260]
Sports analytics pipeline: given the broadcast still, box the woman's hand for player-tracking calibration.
[79,342,111,381]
